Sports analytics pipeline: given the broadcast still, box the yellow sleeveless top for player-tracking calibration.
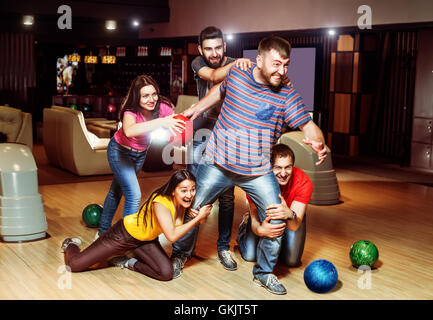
[123,195,183,241]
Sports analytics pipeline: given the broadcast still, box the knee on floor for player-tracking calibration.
[160,264,174,281]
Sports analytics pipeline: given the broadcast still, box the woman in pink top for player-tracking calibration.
[97,75,185,238]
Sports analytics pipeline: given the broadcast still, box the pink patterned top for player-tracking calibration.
[114,102,174,151]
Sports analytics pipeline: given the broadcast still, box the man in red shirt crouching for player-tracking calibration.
[237,143,313,268]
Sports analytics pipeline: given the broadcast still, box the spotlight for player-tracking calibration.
[132,20,140,27]
[226,34,234,41]
[23,15,34,26]
[105,20,117,30]
[328,29,336,36]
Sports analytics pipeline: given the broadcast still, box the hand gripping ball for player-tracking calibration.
[170,114,193,147]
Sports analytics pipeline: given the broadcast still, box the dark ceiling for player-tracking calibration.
[0,0,170,45]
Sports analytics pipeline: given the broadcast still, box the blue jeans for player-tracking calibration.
[187,129,235,252]
[237,212,306,267]
[98,138,147,234]
[172,160,283,277]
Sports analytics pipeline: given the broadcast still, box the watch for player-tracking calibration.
[290,210,297,221]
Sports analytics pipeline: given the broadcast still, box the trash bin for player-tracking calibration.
[279,131,340,205]
[0,143,47,242]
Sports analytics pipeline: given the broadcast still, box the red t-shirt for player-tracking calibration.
[247,167,313,206]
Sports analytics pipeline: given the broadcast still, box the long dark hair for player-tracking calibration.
[137,169,196,228]
[119,74,173,121]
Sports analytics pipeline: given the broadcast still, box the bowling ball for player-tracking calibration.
[304,259,338,294]
[69,104,78,110]
[106,104,117,113]
[82,204,103,228]
[349,240,379,268]
[170,114,193,146]
[81,103,91,113]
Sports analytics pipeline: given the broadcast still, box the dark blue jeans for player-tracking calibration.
[187,129,235,252]
[172,160,284,277]
[98,138,147,234]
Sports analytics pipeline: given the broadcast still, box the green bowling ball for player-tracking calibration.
[69,104,78,110]
[349,240,379,268]
[82,204,103,228]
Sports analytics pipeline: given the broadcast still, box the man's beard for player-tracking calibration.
[203,53,225,68]
[261,69,283,89]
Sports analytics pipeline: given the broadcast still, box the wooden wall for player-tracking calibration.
[327,33,378,156]
[0,32,36,111]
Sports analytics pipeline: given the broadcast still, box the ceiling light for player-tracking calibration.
[132,20,140,27]
[105,20,117,30]
[226,34,234,41]
[23,15,34,26]
[328,29,336,36]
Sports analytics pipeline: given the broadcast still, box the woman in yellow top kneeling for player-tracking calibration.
[61,169,212,281]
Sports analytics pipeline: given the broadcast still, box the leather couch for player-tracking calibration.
[175,95,198,114]
[43,105,112,176]
[0,105,33,150]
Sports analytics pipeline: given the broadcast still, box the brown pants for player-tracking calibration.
[64,220,173,281]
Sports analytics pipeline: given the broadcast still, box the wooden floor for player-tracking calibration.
[0,166,432,300]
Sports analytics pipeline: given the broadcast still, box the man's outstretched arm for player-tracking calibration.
[182,82,225,121]
[298,120,327,165]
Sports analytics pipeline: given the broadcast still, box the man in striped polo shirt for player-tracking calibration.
[172,36,327,295]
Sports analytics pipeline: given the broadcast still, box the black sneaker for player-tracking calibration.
[171,256,188,279]
[253,274,287,295]
[217,250,238,271]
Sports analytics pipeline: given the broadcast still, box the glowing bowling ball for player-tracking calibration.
[106,104,117,113]
[81,103,91,113]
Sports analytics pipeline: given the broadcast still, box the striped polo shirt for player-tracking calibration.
[204,64,312,176]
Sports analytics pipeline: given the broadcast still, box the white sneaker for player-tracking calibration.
[253,274,287,295]
[93,232,100,242]
[108,256,132,269]
[61,237,83,251]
